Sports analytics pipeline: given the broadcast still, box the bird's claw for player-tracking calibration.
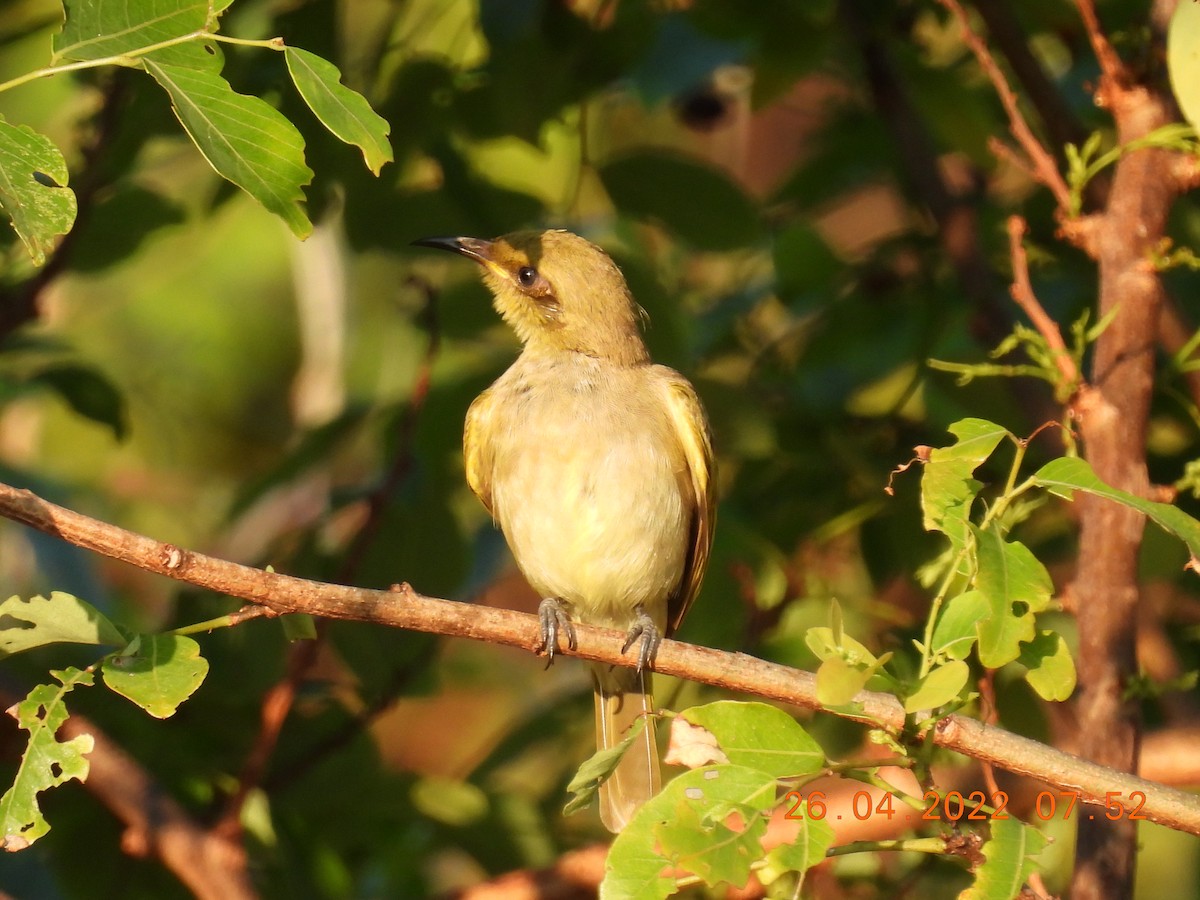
[621,606,662,673]
[537,597,577,668]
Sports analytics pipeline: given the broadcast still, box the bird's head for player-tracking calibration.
[414,230,650,364]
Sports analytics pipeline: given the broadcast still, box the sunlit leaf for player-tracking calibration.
[1019,631,1077,702]
[960,818,1050,900]
[760,800,836,884]
[0,668,94,850]
[0,592,124,657]
[931,590,987,660]
[565,715,649,816]
[1168,0,1200,133]
[1035,456,1200,564]
[100,634,209,719]
[904,660,970,713]
[0,117,76,265]
[53,0,215,62]
[284,47,393,175]
[680,701,825,777]
[603,765,777,898]
[922,419,1009,548]
[144,60,313,237]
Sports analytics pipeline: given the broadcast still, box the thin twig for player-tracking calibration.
[0,480,1198,836]
[1006,215,1080,387]
[938,0,1073,212]
[1073,0,1129,92]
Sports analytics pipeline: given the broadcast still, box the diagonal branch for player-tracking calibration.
[1006,215,1080,388]
[938,0,1073,212]
[0,481,1199,836]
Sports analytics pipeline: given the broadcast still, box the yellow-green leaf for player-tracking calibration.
[0,668,94,850]
[0,117,76,265]
[284,47,393,175]
[144,60,313,237]
[101,634,209,718]
[0,592,124,657]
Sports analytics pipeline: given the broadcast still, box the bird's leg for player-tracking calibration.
[620,606,662,673]
[537,597,577,667]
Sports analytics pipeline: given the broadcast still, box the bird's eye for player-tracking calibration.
[517,266,539,288]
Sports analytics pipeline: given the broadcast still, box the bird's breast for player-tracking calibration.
[484,359,690,628]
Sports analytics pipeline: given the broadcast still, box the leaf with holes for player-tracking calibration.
[974,527,1053,668]
[0,668,94,850]
[0,117,76,265]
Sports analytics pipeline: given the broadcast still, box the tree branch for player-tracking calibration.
[1006,215,1080,388]
[937,0,1073,212]
[1,480,1199,836]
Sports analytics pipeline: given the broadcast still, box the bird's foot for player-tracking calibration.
[621,606,662,673]
[536,597,577,668]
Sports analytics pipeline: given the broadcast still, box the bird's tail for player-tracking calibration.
[592,664,660,832]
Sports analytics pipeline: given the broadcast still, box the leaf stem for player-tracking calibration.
[169,604,275,636]
[0,32,286,96]
[826,837,950,857]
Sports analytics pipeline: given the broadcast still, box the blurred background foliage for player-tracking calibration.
[0,0,1199,896]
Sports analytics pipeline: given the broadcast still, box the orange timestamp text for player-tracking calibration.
[783,789,1149,822]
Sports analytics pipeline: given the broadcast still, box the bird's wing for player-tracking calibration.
[463,387,497,516]
[660,372,716,635]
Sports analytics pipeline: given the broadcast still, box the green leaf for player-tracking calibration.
[760,801,836,884]
[0,668,94,850]
[0,592,125,657]
[931,590,988,660]
[281,613,317,641]
[53,0,215,62]
[805,625,878,666]
[565,715,649,815]
[1034,456,1200,564]
[283,47,393,175]
[100,634,209,718]
[1019,631,1077,702]
[0,117,77,266]
[904,660,970,713]
[143,60,313,237]
[922,419,1009,547]
[410,776,488,827]
[960,818,1050,900]
[816,657,871,706]
[29,364,128,439]
[599,151,763,250]
[1169,0,1200,133]
[680,701,825,778]
[603,765,777,898]
[974,527,1054,668]
[655,791,766,888]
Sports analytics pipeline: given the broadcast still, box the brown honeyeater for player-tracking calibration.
[414,229,716,832]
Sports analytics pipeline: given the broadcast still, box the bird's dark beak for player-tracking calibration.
[412,236,495,265]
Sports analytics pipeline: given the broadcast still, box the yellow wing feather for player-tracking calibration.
[463,387,497,516]
[661,373,716,635]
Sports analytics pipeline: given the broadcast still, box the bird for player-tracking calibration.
[414,229,716,831]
